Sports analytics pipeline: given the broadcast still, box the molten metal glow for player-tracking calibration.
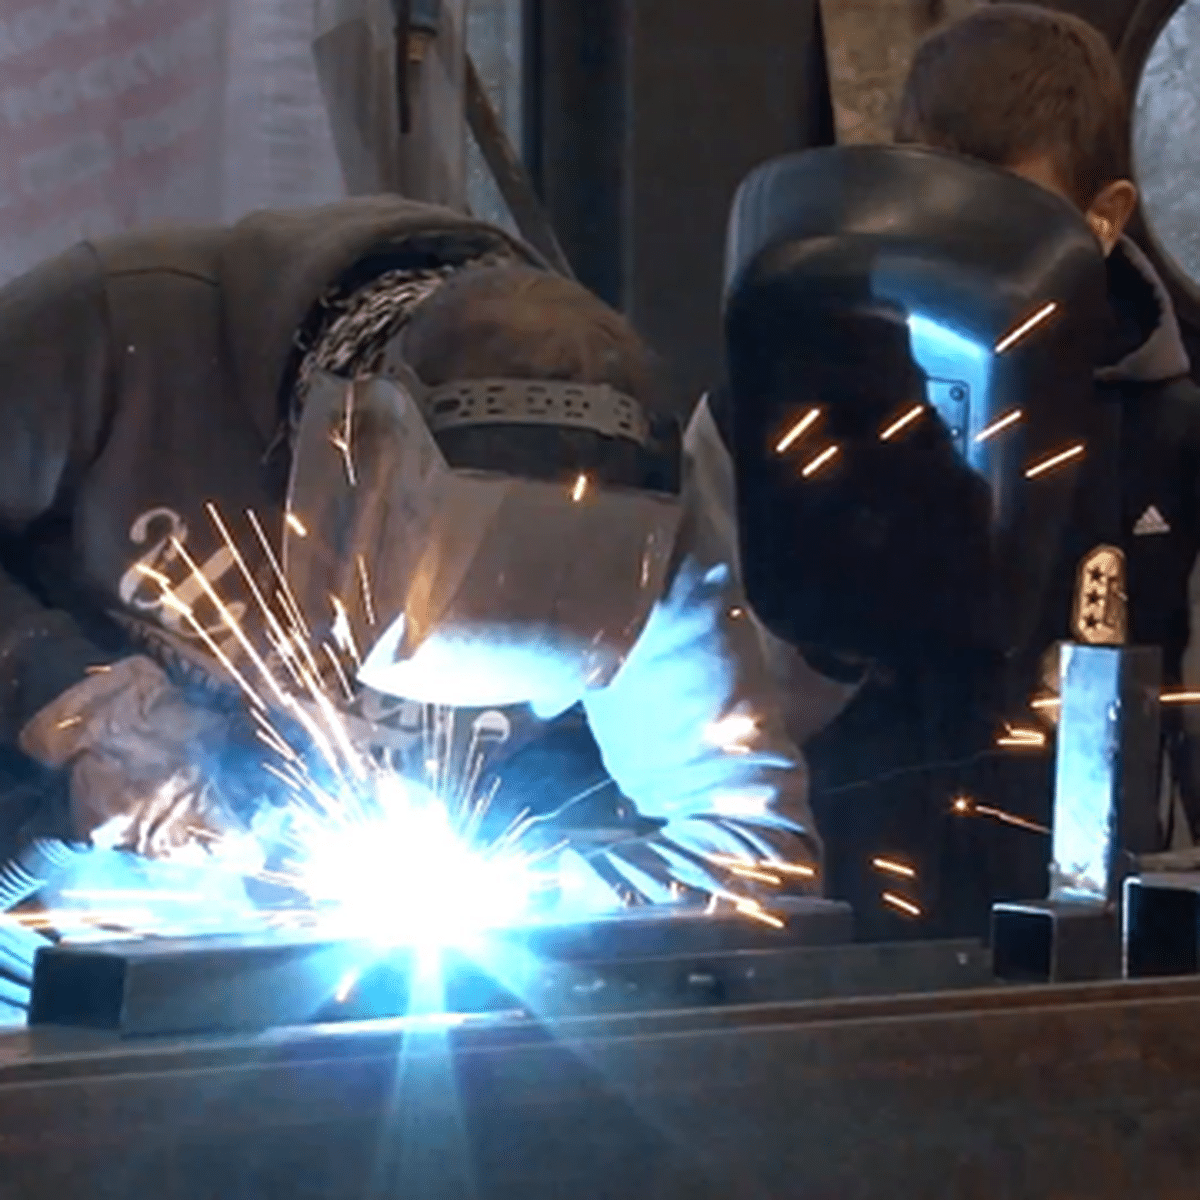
[288,772,547,945]
[571,473,589,502]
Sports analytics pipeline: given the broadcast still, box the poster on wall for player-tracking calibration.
[0,0,230,283]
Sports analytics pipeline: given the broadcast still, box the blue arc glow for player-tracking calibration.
[284,772,551,947]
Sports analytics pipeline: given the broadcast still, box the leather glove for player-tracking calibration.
[18,656,266,867]
[558,817,820,915]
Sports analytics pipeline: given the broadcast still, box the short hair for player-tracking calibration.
[894,4,1131,208]
[402,264,677,490]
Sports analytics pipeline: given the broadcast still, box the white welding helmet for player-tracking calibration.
[284,364,683,712]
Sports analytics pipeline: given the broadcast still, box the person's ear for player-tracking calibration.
[1085,179,1139,256]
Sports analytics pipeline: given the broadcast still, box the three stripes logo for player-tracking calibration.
[1133,505,1171,537]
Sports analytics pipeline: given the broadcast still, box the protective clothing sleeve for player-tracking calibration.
[0,243,118,743]
[18,656,262,867]
[582,401,823,890]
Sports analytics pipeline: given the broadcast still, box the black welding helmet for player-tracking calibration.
[723,144,1110,674]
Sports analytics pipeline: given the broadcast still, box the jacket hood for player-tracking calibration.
[217,196,546,446]
[1096,236,1191,386]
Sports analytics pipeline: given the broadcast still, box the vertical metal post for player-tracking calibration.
[993,643,1162,982]
[1051,644,1162,901]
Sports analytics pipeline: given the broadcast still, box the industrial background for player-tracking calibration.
[1,3,1199,1196]
[1,0,1194,407]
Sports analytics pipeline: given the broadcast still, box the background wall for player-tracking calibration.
[820,0,980,145]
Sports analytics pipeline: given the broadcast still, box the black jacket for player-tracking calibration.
[688,237,1200,937]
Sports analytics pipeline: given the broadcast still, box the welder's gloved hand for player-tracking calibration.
[558,816,820,915]
[17,656,264,868]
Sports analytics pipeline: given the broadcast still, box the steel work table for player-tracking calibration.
[2,974,1200,1199]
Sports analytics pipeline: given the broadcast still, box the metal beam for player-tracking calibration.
[28,899,855,1036]
[7,976,1200,1196]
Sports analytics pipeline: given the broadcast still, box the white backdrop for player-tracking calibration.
[0,0,471,284]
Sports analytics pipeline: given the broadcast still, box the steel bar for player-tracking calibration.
[465,53,575,277]
[29,932,985,1038]
[1123,872,1200,978]
[1050,643,1161,902]
[7,976,1200,1197]
[29,899,854,1036]
[991,898,1119,982]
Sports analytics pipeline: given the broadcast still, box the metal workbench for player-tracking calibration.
[3,973,1200,1199]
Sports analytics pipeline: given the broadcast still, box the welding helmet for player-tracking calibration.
[723,144,1110,676]
[283,362,683,712]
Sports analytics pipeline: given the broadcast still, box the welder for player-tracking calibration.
[693,7,1200,943]
[686,142,1148,940]
[0,195,818,937]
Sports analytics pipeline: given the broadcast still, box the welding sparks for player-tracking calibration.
[772,861,817,880]
[775,408,821,454]
[997,726,1047,749]
[952,795,1049,835]
[706,853,816,882]
[995,301,1058,354]
[1031,696,1061,712]
[1161,691,1200,705]
[727,865,783,886]
[355,555,377,627]
[735,901,785,929]
[285,512,308,538]
[571,473,588,502]
[882,892,922,918]
[38,496,796,950]
[329,385,358,486]
[975,409,1024,444]
[801,445,840,478]
[880,404,925,442]
[872,857,916,880]
[1025,444,1084,479]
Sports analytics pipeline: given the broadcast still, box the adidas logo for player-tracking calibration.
[1133,505,1171,537]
